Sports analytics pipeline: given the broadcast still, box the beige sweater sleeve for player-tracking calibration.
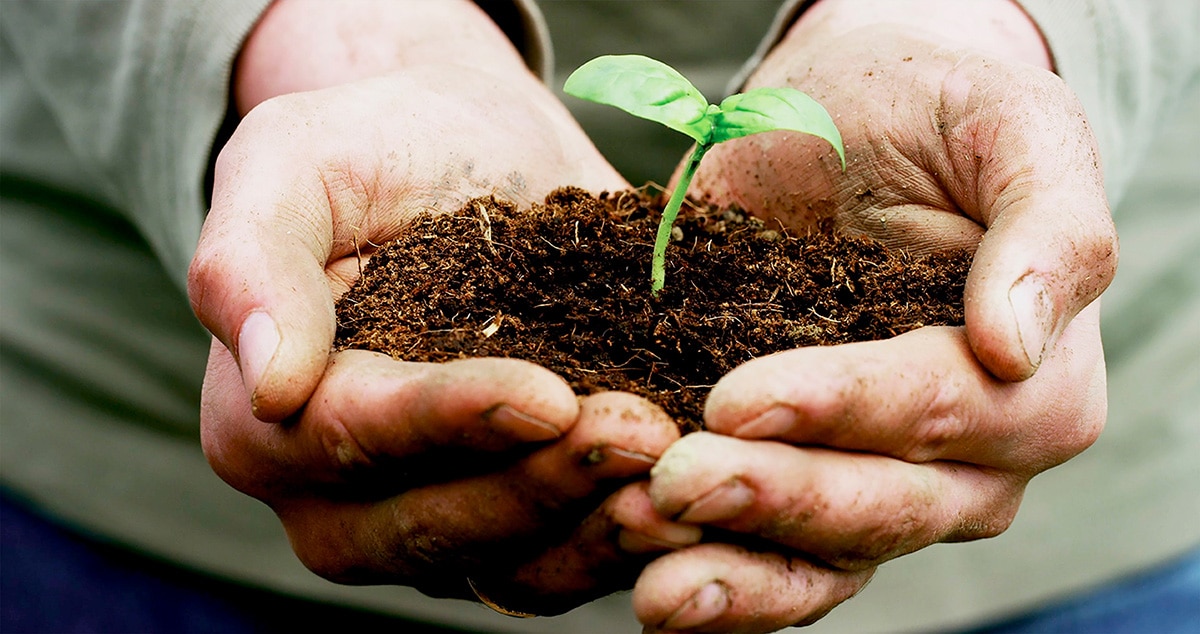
[0,1,272,286]
[1017,0,1200,204]
[0,1,549,288]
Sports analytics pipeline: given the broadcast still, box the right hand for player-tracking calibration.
[632,1,1117,630]
[187,57,691,614]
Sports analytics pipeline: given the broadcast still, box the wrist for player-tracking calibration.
[233,0,533,116]
[787,0,1052,71]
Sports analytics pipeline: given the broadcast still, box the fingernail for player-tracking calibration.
[580,446,658,476]
[1008,274,1053,370]
[678,478,755,524]
[663,582,730,630]
[618,523,702,553]
[735,405,796,438]
[483,404,562,441]
[237,311,279,400]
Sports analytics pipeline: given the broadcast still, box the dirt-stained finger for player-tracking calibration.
[649,432,1023,571]
[271,391,680,587]
[464,481,700,617]
[705,313,1105,473]
[634,543,873,634]
[202,350,584,498]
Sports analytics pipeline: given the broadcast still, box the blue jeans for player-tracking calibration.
[964,546,1200,634]
[0,492,469,634]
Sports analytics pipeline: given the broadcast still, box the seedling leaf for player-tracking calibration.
[564,54,844,297]
[564,55,712,143]
[713,88,844,167]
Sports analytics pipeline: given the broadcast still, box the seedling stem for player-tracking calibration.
[564,54,844,298]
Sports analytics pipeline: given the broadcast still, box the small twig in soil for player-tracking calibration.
[481,313,504,339]
[703,314,743,326]
[809,307,842,323]
[475,202,497,256]
[539,236,566,253]
[653,369,684,388]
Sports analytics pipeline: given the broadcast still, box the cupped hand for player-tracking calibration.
[202,345,683,612]
[187,58,696,613]
[634,6,1118,633]
[190,64,624,420]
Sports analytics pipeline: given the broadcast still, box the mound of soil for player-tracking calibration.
[333,187,970,431]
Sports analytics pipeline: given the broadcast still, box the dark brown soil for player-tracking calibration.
[334,187,970,431]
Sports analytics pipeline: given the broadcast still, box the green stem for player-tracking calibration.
[651,142,709,297]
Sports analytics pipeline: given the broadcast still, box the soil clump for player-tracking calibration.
[334,187,970,432]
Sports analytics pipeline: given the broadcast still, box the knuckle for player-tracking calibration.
[238,92,302,132]
[197,395,277,500]
[285,520,359,583]
[1033,361,1107,472]
[1061,399,1106,459]
[790,568,875,628]
[950,484,1022,541]
[198,426,251,492]
[185,250,222,323]
[908,413,967,463]
[1091,218,1120,271]
[904,377,969,462]
[965,509,1018,540]
[313,403,375,475]
[1075,214,1120,293]
[830,502,929,570]
[1076,408,1106,449]
[281,503,419,586]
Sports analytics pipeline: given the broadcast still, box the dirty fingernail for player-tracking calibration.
[735,405,796,438]
[1008,274,1054,372]
[237,311,279,401]
[580,446,658,478]
[663,582,730,630]
[678,478,755,524]
[618,523,703,553]
[484,404,563,441]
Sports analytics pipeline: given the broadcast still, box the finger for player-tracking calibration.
[938,57,1118,381]
[304,353,575,460]
[633,543,872,634]
[648,432,1023,571]
[201,349,585,497]
[468,482,701,617]
[615,482,705,555]
[272,391,680,586]
[188,98,345,421]
[704,313,1106,472]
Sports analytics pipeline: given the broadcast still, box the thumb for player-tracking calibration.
[958,70,1118,381]
[965,204,1117,381]
[188,103,337,421]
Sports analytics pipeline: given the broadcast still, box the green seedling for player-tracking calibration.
[564,54,844,296]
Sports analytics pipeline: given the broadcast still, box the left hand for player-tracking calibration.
[189,0,691,616]
[630,1,1118,631]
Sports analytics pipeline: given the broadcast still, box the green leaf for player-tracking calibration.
[563,55,713,143]
[713,87,845,167]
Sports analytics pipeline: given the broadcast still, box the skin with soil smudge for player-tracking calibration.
[334,187,970,431]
